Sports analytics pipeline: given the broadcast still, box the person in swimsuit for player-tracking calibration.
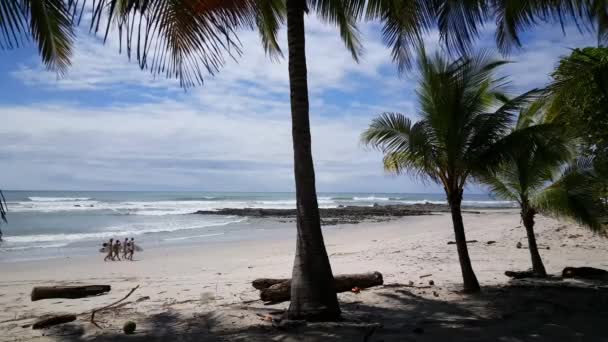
[104,238,114,261]
[122,238,129,260]
[128,237,135,261]
[113,239,121,261]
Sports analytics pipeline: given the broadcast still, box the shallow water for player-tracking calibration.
[0,190,513,262]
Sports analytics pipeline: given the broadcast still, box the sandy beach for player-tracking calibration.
[1,210,607,341]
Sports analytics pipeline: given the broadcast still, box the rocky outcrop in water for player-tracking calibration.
[193,204,476,225]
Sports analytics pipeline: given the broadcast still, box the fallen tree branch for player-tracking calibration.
[447,240,477,245]
[32,315,77,329]
[90,285,140,328]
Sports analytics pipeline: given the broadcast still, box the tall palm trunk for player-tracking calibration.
[447,188,481,292]
[521,206,547,276]
[285,0,340,321]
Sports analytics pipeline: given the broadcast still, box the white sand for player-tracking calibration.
[1,210,606,341]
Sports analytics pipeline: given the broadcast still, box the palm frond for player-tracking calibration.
[361,112,442,183]
[366,0,431,72]
[85,0,260,87]
[478,167,521,203]
[0,0,75,74]
[309,0,363,61]
[492,0,606,54]
[256,0,285,60]
[533,157,608,232]
[435,0,489,57]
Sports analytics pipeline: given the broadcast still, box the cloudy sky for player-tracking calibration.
[0,15,598,193]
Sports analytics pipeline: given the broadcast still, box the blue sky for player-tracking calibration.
[0,16,598,193]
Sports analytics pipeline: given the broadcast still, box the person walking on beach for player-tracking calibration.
[113,239,121,261]
[122,238,129,260]
[128,237,135,261]
[104,238,114,261]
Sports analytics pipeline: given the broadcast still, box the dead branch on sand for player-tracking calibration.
[90,285,140,329]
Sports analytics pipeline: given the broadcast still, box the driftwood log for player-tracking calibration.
[32,315,77,329]
[31,285,111,301]
[562,267,608,280]
[253,272,383,303]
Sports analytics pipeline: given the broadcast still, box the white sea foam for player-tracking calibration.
[7,196,515,215]
[3,218,247,244]
[352,196,391,201]
[1,243,69,251]
[28,197,91,202]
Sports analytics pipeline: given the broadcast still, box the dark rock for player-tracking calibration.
[428,280,434,286]
[123,321,136,334]
[516,242,523,249]
[487,240,496,245]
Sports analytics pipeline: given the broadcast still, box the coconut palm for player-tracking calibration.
[361,50,536,292]
[3,0,608,318]
[479,101,607,276]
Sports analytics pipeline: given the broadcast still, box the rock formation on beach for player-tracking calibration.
[193,204,489,225]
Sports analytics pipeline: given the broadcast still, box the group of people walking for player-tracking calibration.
[103,237,136,261]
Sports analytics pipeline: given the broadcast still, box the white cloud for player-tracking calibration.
[1,16,598,193]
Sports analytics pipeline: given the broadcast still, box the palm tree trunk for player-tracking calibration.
[521,206,547,276]
[447,189,480,293]
[285,0,340,321]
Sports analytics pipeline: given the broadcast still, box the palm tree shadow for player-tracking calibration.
[44,284,608,341]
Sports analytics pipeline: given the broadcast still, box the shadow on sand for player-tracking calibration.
[38,282,608,342]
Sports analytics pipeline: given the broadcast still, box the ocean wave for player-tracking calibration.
[3,218,247,244]
[7,196,516,215]
[0,243,69,251]
[352,196,391,201]
[28,196,91,202]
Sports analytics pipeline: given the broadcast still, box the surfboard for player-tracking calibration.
[99,243,143,253]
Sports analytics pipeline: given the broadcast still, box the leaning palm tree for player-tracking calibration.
[362,50,534,292]
[480,102,606,276]
[3,0,608,318]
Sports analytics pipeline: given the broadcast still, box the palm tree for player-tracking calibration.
[3,0,608,317]
[480,102,606,276]
[361,50,535,292]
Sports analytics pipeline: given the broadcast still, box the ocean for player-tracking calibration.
[0,191,513,262]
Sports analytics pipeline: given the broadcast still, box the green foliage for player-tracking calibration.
[548,47,608,158]
[361,49,532,194]
[481,101,607,233]
[547,47,608,213]
[534,158,607,231]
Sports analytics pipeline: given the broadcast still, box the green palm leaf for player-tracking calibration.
[0,0,74,74]
[310,0,363,61]
[362,49,527,190]
[533,157,608,231]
